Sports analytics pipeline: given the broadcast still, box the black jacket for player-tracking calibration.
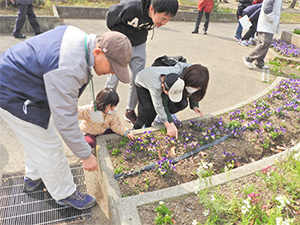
[106,0,153,46]
[237,0,253,18]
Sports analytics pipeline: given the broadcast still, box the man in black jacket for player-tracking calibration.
[105,0,179,126]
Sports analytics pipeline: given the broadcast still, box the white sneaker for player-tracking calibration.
[243,57,253,69]
[171,114,179,122]
[152,115,163,127]
[238,40,248,46]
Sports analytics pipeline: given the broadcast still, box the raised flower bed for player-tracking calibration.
[96,78,299,224]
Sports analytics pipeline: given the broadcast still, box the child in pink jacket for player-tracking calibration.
[78,88,134,148]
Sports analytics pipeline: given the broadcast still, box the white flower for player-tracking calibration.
[210,195,215,201]
[192,219,198,225]
[243,199,251,209]
[241,205,248,214]
[159,201,164,205]
[203,209,209,216]
[276,217,294,225]
[293,152,300,161]
[276,217,283,225]
[275,195,290,209]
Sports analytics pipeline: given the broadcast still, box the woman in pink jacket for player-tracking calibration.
[192,0,214,34]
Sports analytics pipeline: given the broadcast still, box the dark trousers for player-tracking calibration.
[134,86,157,129]
[13,3,41,35]
[194,9,211,31]
[242,19,258,41]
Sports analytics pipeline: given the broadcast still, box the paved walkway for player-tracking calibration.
[0,16,297,224]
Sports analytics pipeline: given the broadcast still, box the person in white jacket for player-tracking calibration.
[243,0,282,69]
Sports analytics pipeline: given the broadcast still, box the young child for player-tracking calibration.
[134,62,209,139]
[78,88,134,149]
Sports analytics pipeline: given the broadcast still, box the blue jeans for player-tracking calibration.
[235,22,243,39]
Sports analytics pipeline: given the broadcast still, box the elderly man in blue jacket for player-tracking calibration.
[0,25,132,210]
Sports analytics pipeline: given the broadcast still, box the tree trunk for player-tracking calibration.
[288,0,298,9]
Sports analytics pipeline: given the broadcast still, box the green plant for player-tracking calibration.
[114,165,124,174]
[293,28,300,35]
[111,148,121,156]
[117,136,128,148]
[154,201,174,225]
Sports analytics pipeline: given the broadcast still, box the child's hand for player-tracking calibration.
[193,107,204,116]
[127,132,135,140]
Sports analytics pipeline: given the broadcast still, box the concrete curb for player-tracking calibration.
[0,15,63,34]
[0,6,237,34]
[54,6,237,22]
[95,76,298,225]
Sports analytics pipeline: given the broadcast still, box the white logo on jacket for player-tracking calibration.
[127,18,152,29]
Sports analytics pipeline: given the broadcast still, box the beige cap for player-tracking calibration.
[98,31,132,83]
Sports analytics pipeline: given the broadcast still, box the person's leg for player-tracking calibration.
[84,134,97,149]
[245,32,273,66]
[12,3,28,37]
[192,10,204,33]
[235,22,243,40]
[26,4,42,35]
[126,43,146,111]
[105,74,119,90]
[133,86,155,129]
[203,12,210,34]
[0,108,76,200]
[124,43,146,125]
[254,33,273,68]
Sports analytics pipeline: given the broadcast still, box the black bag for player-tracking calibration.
[151,55,187,67]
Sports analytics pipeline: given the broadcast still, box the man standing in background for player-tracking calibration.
[12,0,42,38]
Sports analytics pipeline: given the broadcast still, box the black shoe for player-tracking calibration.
[191,30,199,34]
[224,0,229,3]
[35,32,43,36]
[124,110,137,126]
[203,29,207,35]
[13,33,26,38]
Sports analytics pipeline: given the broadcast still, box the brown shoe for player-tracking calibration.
[124,110,136,125]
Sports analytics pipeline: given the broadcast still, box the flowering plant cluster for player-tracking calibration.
[154,201,174,225]
[155,157,175,176]
[271,38,300,58]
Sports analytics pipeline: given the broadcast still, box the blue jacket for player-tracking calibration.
[0,25,97,159]
[243,3,262,21]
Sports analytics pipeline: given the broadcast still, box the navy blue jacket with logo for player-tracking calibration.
[106,0,153,46]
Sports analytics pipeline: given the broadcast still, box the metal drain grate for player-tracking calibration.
[0,164,92,225]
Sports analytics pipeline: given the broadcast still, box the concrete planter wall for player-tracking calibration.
[55,6,237,22]
[0,5,237,34]
[281,30,300,47]
[0,15,63,34]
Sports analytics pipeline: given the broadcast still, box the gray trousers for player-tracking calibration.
[105,42,146,111]
[245,32,273,68]
[13,3,41,35]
